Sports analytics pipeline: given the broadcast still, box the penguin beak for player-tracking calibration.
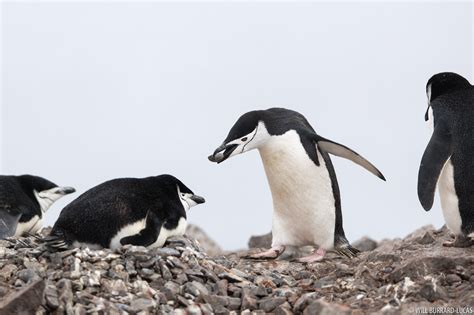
[208,144,238,163]
[57,187,76,195]
[190,195,206,204]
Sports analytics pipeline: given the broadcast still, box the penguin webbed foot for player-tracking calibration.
[244,245,286,260]
[43,232,72,252]
[443,234,474,248]
[297,248,326,263]
[334,244,360,259]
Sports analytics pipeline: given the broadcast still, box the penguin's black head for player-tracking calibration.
[208,110,273,163]
[159,175,205,210]
[424,72,471,121]
[17,175,76,212]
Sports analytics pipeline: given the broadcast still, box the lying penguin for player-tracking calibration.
[46,174,205,250]
[418,72,474,247]
[209,108,385,262]
[0,175,75,239]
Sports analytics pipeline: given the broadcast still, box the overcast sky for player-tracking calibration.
[1,2,473,249]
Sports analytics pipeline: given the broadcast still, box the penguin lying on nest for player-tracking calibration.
[46,174,205,250]
[0,174,75,239]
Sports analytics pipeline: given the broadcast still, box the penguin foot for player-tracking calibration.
[443,235,474,248]
[245,245,286,260]
[297,248,326,263]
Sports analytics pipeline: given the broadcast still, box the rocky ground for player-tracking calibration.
[0,225,473,314]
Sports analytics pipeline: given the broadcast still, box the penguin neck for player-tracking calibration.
[258,130,301,159]
[258,130,311,180]
[33,190,54,214]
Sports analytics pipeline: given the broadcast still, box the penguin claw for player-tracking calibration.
[334,244,360,259]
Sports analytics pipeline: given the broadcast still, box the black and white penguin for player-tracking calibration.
[208,108,385,262]
[0,175,75,239]
[418,72,474,247]
[47,175,205,250]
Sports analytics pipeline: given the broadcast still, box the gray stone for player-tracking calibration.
[274,302,294,315]
[303,299,351,315]
[241,292,258,310]
[248,232,272,248]
[44,284,60,310]
[130,298,156,313]
[293,293,318,313]
[258,297,287,312]
[154,248,181,257]
[417,231,436,245]
[187,304,203,315]
[352,236,378,252]
[0,279,45,314]
[17,268,38,283]
[446,274,462,285]
[0,264,18,280]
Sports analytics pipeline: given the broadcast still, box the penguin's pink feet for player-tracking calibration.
[297,247,326,263]
[443,234,473,248]
[246,245,286,260]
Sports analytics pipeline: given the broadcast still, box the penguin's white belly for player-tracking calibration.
[15,216,42,237]
[438,160,462,235]
[259,130,336,249]
[109,217,187,250]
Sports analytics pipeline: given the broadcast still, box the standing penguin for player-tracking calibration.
[418,72,474,247]
[47,175,205,250]
[208,108,385,262]
[0,175,75,239]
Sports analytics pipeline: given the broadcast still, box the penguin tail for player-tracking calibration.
[43,231,71,252]
[334,237,360,258]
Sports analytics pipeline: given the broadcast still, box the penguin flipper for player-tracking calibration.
[120,211,162,247]
[418,121,453,211]
[0,209,21,239]
[315,136,386,181]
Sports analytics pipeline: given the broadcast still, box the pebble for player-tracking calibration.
[0,225,472,314]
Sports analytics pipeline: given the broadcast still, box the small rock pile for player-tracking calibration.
[0,225,473,314]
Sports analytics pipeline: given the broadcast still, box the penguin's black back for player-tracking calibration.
[0,175,55,222]
[435,87,474,234]
[51,175,188,247]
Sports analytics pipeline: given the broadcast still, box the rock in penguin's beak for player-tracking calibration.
[208,143,239,163]
[190,195,206,204]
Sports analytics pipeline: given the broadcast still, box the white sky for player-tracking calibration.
[1,2,473,249]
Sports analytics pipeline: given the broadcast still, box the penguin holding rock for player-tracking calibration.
[418,72,474,247]
[209,107,385,262]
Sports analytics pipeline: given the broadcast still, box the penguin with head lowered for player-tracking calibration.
[209,108,385,262]
[418,72,474,247]
[0,175,75,239]
[47,175,205,250]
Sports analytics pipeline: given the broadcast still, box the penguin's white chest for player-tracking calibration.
[15,216,42,237]
[108,217,187,250]
[259,131,336,249]
[438,160,462,235]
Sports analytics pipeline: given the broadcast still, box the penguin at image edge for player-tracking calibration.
[418,72,474,247]
[209,107,385,262]
[0,174,75,239]
[46,174,205,250]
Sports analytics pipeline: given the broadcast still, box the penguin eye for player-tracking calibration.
[181,193,185,197]
[241,137,248,142]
